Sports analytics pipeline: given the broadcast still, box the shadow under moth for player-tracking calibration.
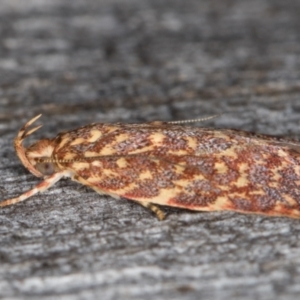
[1,114,300,220]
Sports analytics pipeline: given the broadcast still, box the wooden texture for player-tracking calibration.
[0,1,300,299]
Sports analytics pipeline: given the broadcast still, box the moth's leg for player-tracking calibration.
[0,170,70,207]
[136,201,166,220]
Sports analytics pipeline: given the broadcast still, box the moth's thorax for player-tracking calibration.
[25,138,58,176]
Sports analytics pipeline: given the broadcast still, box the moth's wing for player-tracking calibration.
[68,155,200,204]
[64,149,300,218]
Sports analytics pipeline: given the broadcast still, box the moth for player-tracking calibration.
[1,114,300,220]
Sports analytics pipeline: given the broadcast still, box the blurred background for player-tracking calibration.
[0,1,300,299]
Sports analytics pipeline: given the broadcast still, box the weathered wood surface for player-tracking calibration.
[0,1,300,299]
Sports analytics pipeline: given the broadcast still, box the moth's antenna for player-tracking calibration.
[167,114,221,125]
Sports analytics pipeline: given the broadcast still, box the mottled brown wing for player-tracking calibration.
[60,143,300,218]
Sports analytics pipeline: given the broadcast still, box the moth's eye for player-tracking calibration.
[35,162,55,176]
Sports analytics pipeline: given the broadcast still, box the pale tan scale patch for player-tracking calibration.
[85,151,102,157]
[56,136,70,149]
[235,177,249,188]
[172,179,188,188]
[270,167,283,181]
[101,168,119,177]
[234,163,249,188]
[276,149,291,158]
[280,194,299,207]
[215,162,228,174]
[222,147,239,159]
[72,162,90,171]
[88,130,102,143]
[186,136,198,150]
[213,131,232,141]
[174,164,185,173]
[105,125,121,134]
[273,203,292,214]
[139,170,153,180]
[62,152,77,160]
[290,209,300,217]
[91,161,103,167]
[167,149,191,155]
[173,174,206,188]
[238,162,249,172]
[150,133,166,144]
[132,186,180,205]
[209,196,230,210]
[87,181,140,198]
[219,185,230,192]
[116,158,128,168]
[294,167,300,177]
[115,133,130,143]
[84,175,104,183]
[69,138,87,146]
[127,145,159,154]
[99,146,117,155]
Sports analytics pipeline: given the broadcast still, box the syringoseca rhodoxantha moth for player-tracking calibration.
[1,114,300,220]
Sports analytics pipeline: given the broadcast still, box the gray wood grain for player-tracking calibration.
[1,1,300,299]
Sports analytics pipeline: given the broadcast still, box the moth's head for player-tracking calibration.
[25,139,57,176]
[14,115,58,178]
